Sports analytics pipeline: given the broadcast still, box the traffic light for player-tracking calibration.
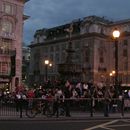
[10,55,16,76]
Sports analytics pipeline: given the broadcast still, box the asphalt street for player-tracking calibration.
[0,119,130,130]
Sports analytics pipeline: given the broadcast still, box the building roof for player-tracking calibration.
[110,18,130,26]
[23,14,30,20]
[34,20,81,41]
[33,16,112,41]
[30,15,130,48]
[83,15,113,24]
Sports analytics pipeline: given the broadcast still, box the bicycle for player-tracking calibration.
[26,98,53,118]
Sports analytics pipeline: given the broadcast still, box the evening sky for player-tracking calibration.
[23,0,130,45]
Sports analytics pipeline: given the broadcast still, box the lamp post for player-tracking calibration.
[109,70,115,85]
[112,28,120,95]
[44,60,52,81]
[109,72,113,85]
[45,60,49,81]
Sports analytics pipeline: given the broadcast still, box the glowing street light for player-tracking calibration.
[112,70,115,75]
[45,60,49,65]
[112,28,120,96]
[44,60,52,81]
[109,73,113,77]
[113,28,120,39]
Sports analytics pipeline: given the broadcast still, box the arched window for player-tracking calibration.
[2,20,13,33]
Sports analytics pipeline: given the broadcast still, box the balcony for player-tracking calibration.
[0,32,15,40]
[0,74,10,78]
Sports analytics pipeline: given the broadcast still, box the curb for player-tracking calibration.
[0,115,130,121]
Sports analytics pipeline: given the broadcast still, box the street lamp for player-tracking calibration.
[112,28,120,95]
[45,60,49,81]
[112,70,115,75]
[44,60,52,81]
[109,73,113,77]
[49,63,52,67]
[109,70,115,85]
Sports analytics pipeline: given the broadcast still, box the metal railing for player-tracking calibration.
[0,97,128,119]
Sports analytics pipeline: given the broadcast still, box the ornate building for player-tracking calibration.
[29,16,130,87]
[0,0,29,91]
[22,45,30,85]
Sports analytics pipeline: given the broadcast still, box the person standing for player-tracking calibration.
[103,86,111,117]
[52,88,60,117]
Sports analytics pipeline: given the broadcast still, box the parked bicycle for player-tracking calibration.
[26,98,53,118]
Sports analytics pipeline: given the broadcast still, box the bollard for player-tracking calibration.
[20,99,23,118]
[121,97,124,117]
[90,97,93,117]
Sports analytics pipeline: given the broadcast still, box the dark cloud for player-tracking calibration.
[23,0,130,45]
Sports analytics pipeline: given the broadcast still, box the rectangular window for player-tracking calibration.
[56,45,59,52]
[124,40,128,46]
[85,56,89,62]
[99,57,104,63]
[61,52,66,63]
[124,61,128,70]
[2,21,13,33]
[50,54,53,62]
[44,47,48,53]
[0,39,12,54]
[85,49,90,62]
[75,41,80,49]
[50,46,54,52]
[123,49,128,57]
[62,44,66,50]
[2,2,16,15]
[55,53,59,63]
[2,62,8,74]
[0,60,11,75]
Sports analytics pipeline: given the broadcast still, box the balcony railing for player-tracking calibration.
[0,32,16,40]
[0,49,16,56]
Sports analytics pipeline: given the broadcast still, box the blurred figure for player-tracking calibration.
[103,86,112,117]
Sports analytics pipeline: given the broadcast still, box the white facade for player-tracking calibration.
[29,16,130,87]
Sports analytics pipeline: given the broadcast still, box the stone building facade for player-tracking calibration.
[0,0,29,91]
[29,16,130,87]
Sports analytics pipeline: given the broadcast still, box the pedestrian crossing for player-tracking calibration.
[84,119,130,130]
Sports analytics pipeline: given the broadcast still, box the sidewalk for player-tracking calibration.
[0,112,130,121]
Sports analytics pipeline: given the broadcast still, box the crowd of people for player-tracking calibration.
[0,80,130,117]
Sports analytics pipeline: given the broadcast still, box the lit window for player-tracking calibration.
[123,49,128,57]
[124,40,128,46]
